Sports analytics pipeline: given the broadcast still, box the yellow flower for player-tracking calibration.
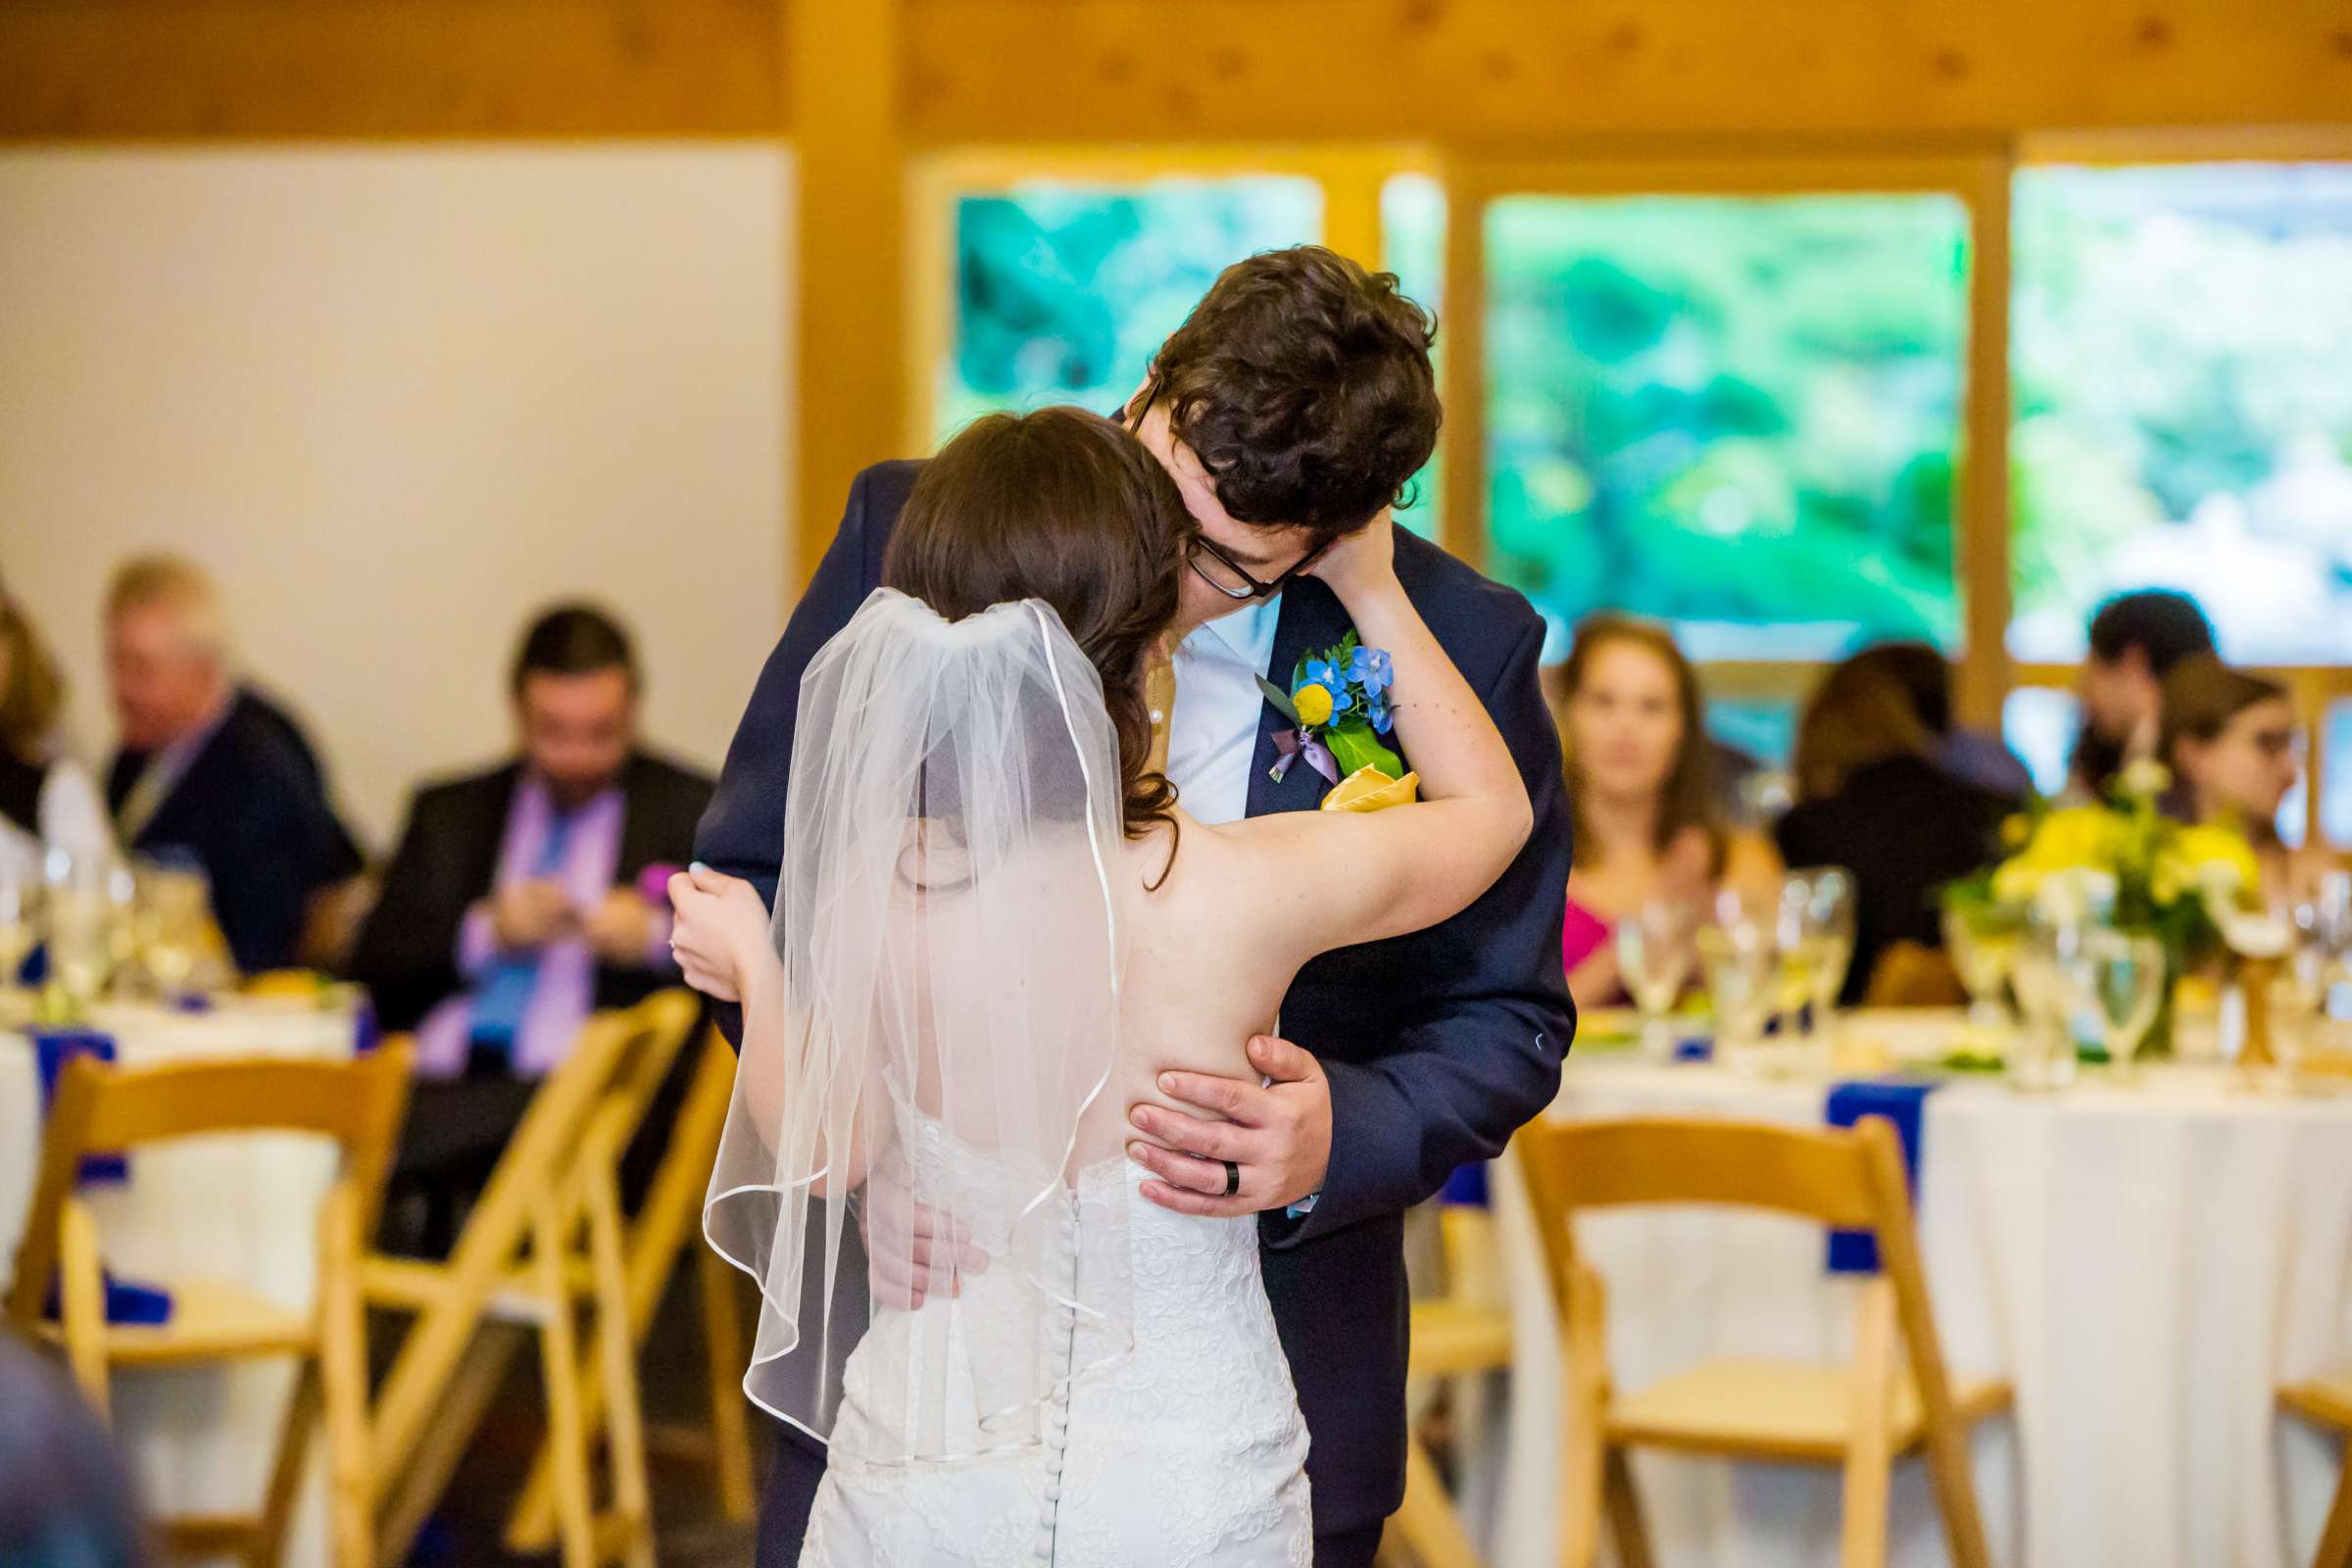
[2021,807,2118,873]
[1293,683,1335,727]
[1999,813,2033,851]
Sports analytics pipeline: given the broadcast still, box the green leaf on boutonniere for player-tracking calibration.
[1325,721,1404,781]
[1256,675,1300,724]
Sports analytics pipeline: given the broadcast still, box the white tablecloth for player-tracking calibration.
[0,997,358,1566]
[1483,1017,2352,1568]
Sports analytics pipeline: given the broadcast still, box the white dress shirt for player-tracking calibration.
[1164,596,1283,825]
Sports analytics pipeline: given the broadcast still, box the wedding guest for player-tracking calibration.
[103,557,359,975]
[1842,639,2034,800]
[1776,654,2015,1004]
[0,1329,146,1568]
[2073,589,2215,798]
[1555,614,1779,1009]
[2158,655,2330,902]
[348,604,712,1253]
[0,590,113,887]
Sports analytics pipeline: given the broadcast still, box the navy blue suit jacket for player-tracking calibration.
[695,461,1575,1537]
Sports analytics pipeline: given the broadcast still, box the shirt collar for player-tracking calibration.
[1186,593,1284,673]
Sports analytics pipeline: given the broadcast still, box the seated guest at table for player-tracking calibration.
[1841,639,2035,801]
[1555,613,1780,1008]
[2157,655,2332,903]
[103,557,360,975]
[0,590,113,887]
[0,1330,147,1567]
[350,606,711,1248]
[2072,589,2215,800]
[1776,654,2015,1004]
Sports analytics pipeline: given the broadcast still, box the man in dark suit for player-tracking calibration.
[696,247,1575,1566]
[104,556,360,975]
[349,604,712,1251]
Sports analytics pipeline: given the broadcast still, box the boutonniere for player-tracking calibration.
[1259,632,1420,811]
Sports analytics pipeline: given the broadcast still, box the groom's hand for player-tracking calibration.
[1128,1035,1332,1218]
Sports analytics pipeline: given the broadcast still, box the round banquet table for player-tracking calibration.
[0,994,360,1568]
[1478,1011,2352,1568]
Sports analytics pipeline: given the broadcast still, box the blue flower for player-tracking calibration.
[1347,645,1394,697]
[1366,691,1394,735]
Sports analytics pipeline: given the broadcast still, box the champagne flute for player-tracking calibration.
[2057,929,2166,1082]
[1798,867,1857,1046]
[1616,898,1698,1059]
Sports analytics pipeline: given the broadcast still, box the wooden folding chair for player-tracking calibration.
[1517,1115,2009,1568]
[362,988,701,1568]
[2282,1369,2352,1568]
[1382,1180,1517,1568]
[503,1026,757,1551]
[4,1042,415,1568]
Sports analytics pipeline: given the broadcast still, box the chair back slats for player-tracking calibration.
[1518,1115,1883,1231]
[5,1042,414,1328]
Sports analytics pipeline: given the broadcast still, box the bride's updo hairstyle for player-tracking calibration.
[882,406,1196,841]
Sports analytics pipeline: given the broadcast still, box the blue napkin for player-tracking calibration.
[1674,1034,1714,1062]
[1823,1077,1938,1274]
[32,1030,127,1185]
[352,991,381,1055]
[1440,1161,1489,1207]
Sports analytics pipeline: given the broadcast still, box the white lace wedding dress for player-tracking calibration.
[800,1118,1312,1568]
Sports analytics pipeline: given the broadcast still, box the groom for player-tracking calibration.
[696,245,1574,1566]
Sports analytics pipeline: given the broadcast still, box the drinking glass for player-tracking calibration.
[0,860,37,1014]
[134,859,213,1003]
[43,848,118,1015]
[2008,925,2085,1093]
[2056,929,2167,1081]
[1617,898,1698,1059]
[1698,894,1778,1072]
[1772,868,1855,1052]
[1944,906,2020,1034]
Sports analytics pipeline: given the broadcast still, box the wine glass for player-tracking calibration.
[134,859,213,1003]
[1698,893,1778,1072]
[1795,867,1857,1044]
[2056,929,2166,1081]
[43,848,118,1016]
[1616,898,1698,1058]
[1944,906,2019,1034]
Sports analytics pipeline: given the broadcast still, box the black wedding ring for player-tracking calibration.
[1221,1159,1242,1198]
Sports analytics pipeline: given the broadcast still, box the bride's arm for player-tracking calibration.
[669,867,872,1197]
[1230,517,1533,957]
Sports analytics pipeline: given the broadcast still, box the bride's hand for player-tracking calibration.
[1302,508,1397,608]
[666,864,771,1004]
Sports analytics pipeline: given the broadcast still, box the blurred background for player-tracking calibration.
[5,5,2352,1567]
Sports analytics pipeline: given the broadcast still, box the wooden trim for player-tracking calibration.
[0,1,784,140]
[1439,152,1485,569]
[1956,147,2015,729]
[2021,125,2352,165]
[789,0,904,595]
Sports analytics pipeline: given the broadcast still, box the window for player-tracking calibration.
[1382,172,1446,539]
[938,176,1322,441]
[2010,164,2352,664]
[1483,192,1971,661]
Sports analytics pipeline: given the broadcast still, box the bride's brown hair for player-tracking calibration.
[882,407,1196,842]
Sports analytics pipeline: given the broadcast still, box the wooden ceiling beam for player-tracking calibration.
[0,1,783,139]
[900,0,2352,144]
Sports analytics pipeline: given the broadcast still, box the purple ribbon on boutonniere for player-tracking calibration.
[1270,728,1341,788]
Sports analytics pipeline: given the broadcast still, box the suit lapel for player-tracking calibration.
[1245,580,1354,820]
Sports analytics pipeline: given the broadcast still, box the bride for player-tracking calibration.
[669,406,1531,1567]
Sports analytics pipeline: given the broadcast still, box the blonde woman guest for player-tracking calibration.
[1556,614,1780,1009]
[0,590,112,886]
[2159,655,2336,903]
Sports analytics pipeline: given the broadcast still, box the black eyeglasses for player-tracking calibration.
[1187,534,1331,602]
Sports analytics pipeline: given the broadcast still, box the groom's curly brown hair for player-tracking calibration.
[1134,245,1439,543]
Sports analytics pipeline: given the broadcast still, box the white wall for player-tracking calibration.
[0,145,793,849]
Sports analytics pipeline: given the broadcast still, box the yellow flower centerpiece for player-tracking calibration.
[1946,759,2261,1055]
